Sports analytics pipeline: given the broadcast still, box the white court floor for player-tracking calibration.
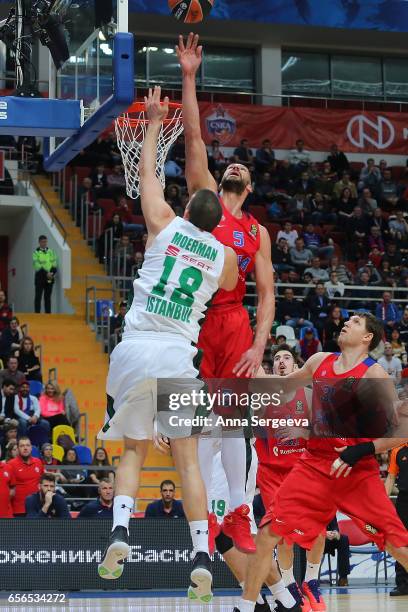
[2,591,408,612]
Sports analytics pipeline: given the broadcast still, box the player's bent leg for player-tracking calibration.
[222,437,256,554]
[219,541,272,612]
[386,544,408,573]
[98,437,149,580]
[240,527,302,612]
[277,543,310,612]
[170,436,213,604]
[198,436,220,555]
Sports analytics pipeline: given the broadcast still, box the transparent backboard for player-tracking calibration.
[52,1,128,110]
[45,0,132,169]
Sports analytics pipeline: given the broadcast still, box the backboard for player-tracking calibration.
[43,0,134,170]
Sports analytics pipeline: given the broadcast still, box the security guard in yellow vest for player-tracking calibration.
[32,235,58,313]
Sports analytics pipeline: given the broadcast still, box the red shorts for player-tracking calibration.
[260,456,408,551]
[198,304,253,378]
[257,463,291,513]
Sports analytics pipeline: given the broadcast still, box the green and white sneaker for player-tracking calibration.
[98,526,130,580]
[188,552,213,604]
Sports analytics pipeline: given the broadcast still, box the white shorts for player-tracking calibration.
[98,330,200,441]
[203,438,258,534]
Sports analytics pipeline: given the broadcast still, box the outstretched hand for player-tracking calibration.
[144,86,169,124]
[176,32,203,76]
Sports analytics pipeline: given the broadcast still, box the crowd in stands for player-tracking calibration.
[66,131,408,377]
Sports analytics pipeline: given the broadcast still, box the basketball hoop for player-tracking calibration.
[115,101,183,199]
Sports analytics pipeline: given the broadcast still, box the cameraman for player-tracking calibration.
[25,473,71,518]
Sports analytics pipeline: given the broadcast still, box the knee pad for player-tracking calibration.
[215,530,234,555]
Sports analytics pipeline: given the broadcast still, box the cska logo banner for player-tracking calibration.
[204,104,237,145]
[198,101,408,154]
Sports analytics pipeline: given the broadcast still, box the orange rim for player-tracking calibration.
[116,101,182,127]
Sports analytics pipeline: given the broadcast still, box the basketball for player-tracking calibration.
[169,0,214,23]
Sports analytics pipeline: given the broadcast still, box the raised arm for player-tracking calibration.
[218,246,239,292]
[176,33,217,195]
[139,86,175,237]
[233,226,276,377]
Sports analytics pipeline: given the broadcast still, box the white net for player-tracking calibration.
[115,103,184,199]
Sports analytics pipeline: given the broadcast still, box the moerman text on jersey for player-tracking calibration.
[171,232,218,261]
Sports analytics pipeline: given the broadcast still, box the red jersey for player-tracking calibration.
[8,456,44,514]
[211,198,261,307]
[306,352,377,465]
[255,388,309,470]
[0,461,15,518]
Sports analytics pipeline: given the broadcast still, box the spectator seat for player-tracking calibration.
[338,519,388,585]
[74,444,93,465]
[53,445,64,462]
[249,206,268,224]
[52,424,76,447]
[75,167,92,182]
[31,445,41,458]
[275,325,297,349]
[29,380,43,397]
[28,425,50,448]
[131,215,145,225]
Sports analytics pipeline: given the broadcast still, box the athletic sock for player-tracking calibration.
[305,562,320,583]
[268,579,297,609]
[240,582,264,605]
[221,437,247,509]
[280,566,295,587]
[190,520,209,556]
[112,495,134,531]
[237,598,256,612]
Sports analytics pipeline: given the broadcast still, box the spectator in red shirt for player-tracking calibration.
[114,195,144,234]
[299,328,322,362]
[0,290,12,334]
[8,436,43,516]
[0,448,15,517]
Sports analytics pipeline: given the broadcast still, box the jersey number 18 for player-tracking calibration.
[152,255,203,308]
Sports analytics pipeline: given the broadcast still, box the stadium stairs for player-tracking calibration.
[18,176,177,510]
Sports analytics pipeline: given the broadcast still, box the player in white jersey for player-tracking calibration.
[97,87,238,604]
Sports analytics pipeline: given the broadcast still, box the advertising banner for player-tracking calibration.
[129,1,408,33]
[0,519,392,590]
[0,519,236,591]
[198,102,408,155]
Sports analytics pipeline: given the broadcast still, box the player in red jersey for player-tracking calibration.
[256,345,326,612]
[234,313,408,612]
[8,437,44,516]
[0,457,15,518]
[177,33,275,555]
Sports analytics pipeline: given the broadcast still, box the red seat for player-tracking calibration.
[249,205,268,224]
[131,215,145,225]
[264,223,280,243]
[390,166,405,181]
[350,161,364,173]
[75,167,91,181]
[87,215,101,238]
[97,198,116,219]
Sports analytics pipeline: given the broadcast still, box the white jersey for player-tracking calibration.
[125,216,225,343]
